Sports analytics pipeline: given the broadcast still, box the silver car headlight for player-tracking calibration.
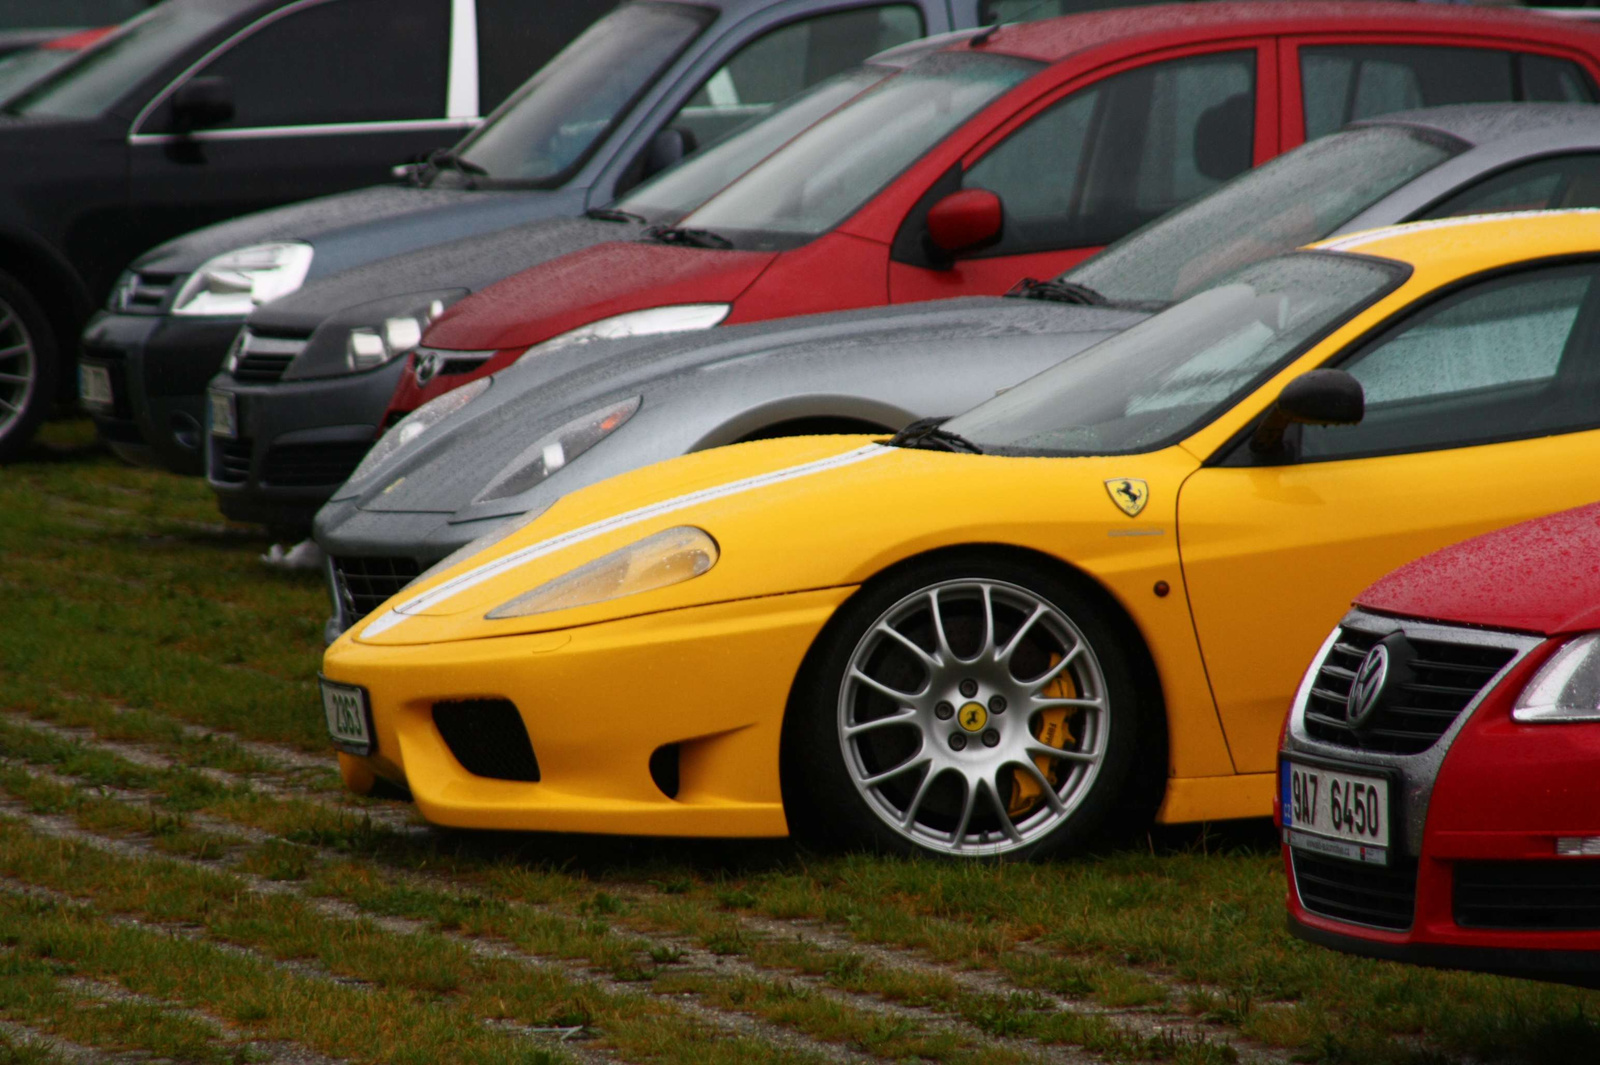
[486,526,718,619]
[171,243,314,317]
[344,376,492,486]
[1513,634,1600,723]
[346,298,452,373]
[475,397,640,504]
[514,304,730,364]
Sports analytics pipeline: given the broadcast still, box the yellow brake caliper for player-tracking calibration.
[1007,653,1077,818]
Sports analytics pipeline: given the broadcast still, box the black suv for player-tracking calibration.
[0,0,610,461]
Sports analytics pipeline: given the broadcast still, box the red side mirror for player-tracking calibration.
[926,189,1002,255]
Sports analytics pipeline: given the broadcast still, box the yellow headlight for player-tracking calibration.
[486,526,718,619]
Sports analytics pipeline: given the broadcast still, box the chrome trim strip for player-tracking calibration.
[1284,608,1542,857]
[447,0,479,120]
[130,118,477,146]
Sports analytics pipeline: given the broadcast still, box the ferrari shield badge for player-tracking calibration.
[1104,478,1149,517]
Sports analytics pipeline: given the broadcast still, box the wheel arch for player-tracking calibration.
[0,228,93,373]
[690,394,912,450]
[779,541,1171,836]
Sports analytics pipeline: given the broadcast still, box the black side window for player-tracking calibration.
[665,5,923,151]
[1297,263,1600,461]
[1419,153,1600,220]
[1301,46,1597,142]
[161,0,450,131]
[476,0,617,114]
[962,50,1255,256]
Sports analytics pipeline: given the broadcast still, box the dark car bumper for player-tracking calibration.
[80,311,246,475]
[205,357,408,535]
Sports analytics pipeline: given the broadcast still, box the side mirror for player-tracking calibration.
[1250,369,1364,454]
[926,189,1003,258]
[171,76,234,132]
[642,126,699,178]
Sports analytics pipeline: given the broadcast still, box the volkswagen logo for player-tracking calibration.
[1346,644,1390,726]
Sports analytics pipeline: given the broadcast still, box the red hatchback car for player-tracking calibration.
[386,1,1600,421]
[1279,502,1600,986]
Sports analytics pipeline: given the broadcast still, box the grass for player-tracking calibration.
[2,421,1599,1064]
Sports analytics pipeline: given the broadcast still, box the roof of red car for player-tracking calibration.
[1357,502,1600,637]
[975,2,1595,64]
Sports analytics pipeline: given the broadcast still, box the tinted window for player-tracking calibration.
[668,5,922,149]
[458,2,712,184]
[475,0,617,114]
[1301,46,1597,141]
[963,51,1255,255]
[164,0,450,130]
[1068,125,1458,305]
[1420,153,1600,219]
[1300,263,1600,460]
[1,1,149,30]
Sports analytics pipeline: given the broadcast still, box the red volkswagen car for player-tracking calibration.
[383,1,1600,422]
[1279,502,1600,986]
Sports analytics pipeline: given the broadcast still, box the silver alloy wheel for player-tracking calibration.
[837,578,1109,856]
[0,297,37,443]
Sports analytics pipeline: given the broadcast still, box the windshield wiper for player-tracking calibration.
[586,207,646,223]
[415,148,488,188]
[641,224,733,250]
[1004,277,1108,306]
[888,416,983,455]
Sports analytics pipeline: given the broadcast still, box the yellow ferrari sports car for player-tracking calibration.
[323,209,1600,859]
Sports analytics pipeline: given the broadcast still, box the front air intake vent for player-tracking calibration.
[1455,861,1600,930]
[1303,625,1513,755]
[232,331,308,383]
[1293,851,1417,931]
[330,555,421,622]
[432,699,541,781]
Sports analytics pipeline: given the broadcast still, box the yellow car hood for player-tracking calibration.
[348,434,1198,647]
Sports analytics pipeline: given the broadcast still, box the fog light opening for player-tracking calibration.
[649,743,681,800]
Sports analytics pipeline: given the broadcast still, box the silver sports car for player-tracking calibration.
[314,104,1600,638]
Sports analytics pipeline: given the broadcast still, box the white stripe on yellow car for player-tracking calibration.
[361,443,891,637]
[1318,208,1600,252]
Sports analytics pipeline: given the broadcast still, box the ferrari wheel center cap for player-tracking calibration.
[957,702,988,733]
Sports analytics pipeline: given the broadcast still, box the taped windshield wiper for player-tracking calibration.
[586,207,646,223]
[416,149,488,187]
[888,416,983,455]
[1004,277,1107,306]
[641,224,733,250]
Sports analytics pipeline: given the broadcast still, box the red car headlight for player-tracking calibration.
[1513,633,1600,724]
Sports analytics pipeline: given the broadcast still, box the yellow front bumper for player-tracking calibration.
[322,587,855,837]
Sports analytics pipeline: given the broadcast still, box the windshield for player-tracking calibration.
[9,2,233,119]
[456,2,713,185]
[943,253,1404,457]
[1065,126,1460,307]
[682,51,1039,246]
[0,46,76,104]
[616,66,889,223]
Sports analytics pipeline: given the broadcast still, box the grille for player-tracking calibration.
[114,271,179,313]
[331,555,421,621]
[1303,626,1513,755]
[211,437,253,483]
[1455,861,1600,930]
[1293,851,1417,931]
[432,699,541,781]
[231,332,308,383]
[261,442,370,487]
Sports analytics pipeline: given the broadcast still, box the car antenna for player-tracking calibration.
[972,0,1055,47]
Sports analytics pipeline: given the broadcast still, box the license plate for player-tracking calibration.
[79,363,113,410]
[1282,759,1391,865]
[320,677,374,755]
[208,388,237,438]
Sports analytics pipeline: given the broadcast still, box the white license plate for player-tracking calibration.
[1282,759,1391,865]
[208,388,237,438]
[79,363,113,410]
[320,678,374,755]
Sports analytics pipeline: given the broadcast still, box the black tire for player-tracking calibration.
[782,551,1154,860]
[0,269,59,464]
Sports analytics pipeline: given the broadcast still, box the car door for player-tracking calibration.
[126,0,466,253]
[1177,259,1600,775]
[1280,37,1598,147]
[888,41,1276,303]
